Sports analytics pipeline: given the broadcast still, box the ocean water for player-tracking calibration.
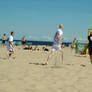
[0,39,71,46]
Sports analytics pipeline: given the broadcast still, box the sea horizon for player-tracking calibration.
[0,39,87,46]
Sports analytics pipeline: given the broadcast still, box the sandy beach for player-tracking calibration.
[0,46,92,92]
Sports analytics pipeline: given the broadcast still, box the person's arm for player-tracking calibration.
[25,38,26,41]
[9,41,14,47]
[56,33,63,44]
[9,36,14,47]
[57,33,64,41]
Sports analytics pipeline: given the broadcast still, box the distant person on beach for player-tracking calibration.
[7,32,15,57]
[24,46,32,50]
[33,45,40,51]
[22,36,26,46]
[70,38,78,49]
[2,34,6,47]
[45,24,64,65]
[42,45,49,52]
[88,31,92,64]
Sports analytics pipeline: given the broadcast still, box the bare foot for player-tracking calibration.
[45,62,48,65]
[9,53,12,57]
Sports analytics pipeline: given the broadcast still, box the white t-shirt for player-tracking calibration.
[7,35,14,47]
[90,36,92,41]
[9,35,13,42]
[7,35,14,51]
[54,29,63,45]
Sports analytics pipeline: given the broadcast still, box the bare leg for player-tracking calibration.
[61,51,63,63]
[9,51,14,58]
[90,55,92,64]
[45,51,55,65]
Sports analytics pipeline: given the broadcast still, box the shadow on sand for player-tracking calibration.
[0,57,8,60]
[29,62,86,68]
[29,62,46,66]
[74,55,86,57]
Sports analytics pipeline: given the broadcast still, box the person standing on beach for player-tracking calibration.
[2,34,6,47]
[70,38,77,50]
[7,32,15,57]
[22,36,26,47]
[45,24,64,65]
[88,32,92,64]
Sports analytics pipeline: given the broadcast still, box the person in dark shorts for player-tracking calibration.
[88,31,92,64]
[2,34,6,46]
[22,36,26,46]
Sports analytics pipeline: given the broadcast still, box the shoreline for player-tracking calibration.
[0,39,87,46]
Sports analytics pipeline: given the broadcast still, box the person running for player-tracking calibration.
[7,32,15,57]
[88,31,92,64]
[22,36,26,46]
[45,24,64,65]
[2,34,6,47]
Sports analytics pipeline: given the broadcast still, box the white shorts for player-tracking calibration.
[52,44,62,52]
[7,45,14,52]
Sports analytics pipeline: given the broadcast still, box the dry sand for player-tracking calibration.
[0,46,92,92]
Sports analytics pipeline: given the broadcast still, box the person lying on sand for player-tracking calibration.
[24,46,32,50]
[45,24,64,65]
[42,46,49,52]
[32,45,40,51]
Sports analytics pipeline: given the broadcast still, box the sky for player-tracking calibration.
[0,0,92,42]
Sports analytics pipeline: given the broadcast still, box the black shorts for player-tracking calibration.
[22,41,26,45]
[2,40,5,44]
[89,47,92,55]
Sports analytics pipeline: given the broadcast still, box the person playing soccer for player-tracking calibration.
[7,32,15,58]
[45,24,64,65]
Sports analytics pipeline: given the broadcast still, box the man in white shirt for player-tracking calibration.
[45,24,64,65]
[7,32,15,57]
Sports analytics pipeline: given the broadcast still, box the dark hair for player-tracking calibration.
[11,32,14,35]
[4,34,6,36]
